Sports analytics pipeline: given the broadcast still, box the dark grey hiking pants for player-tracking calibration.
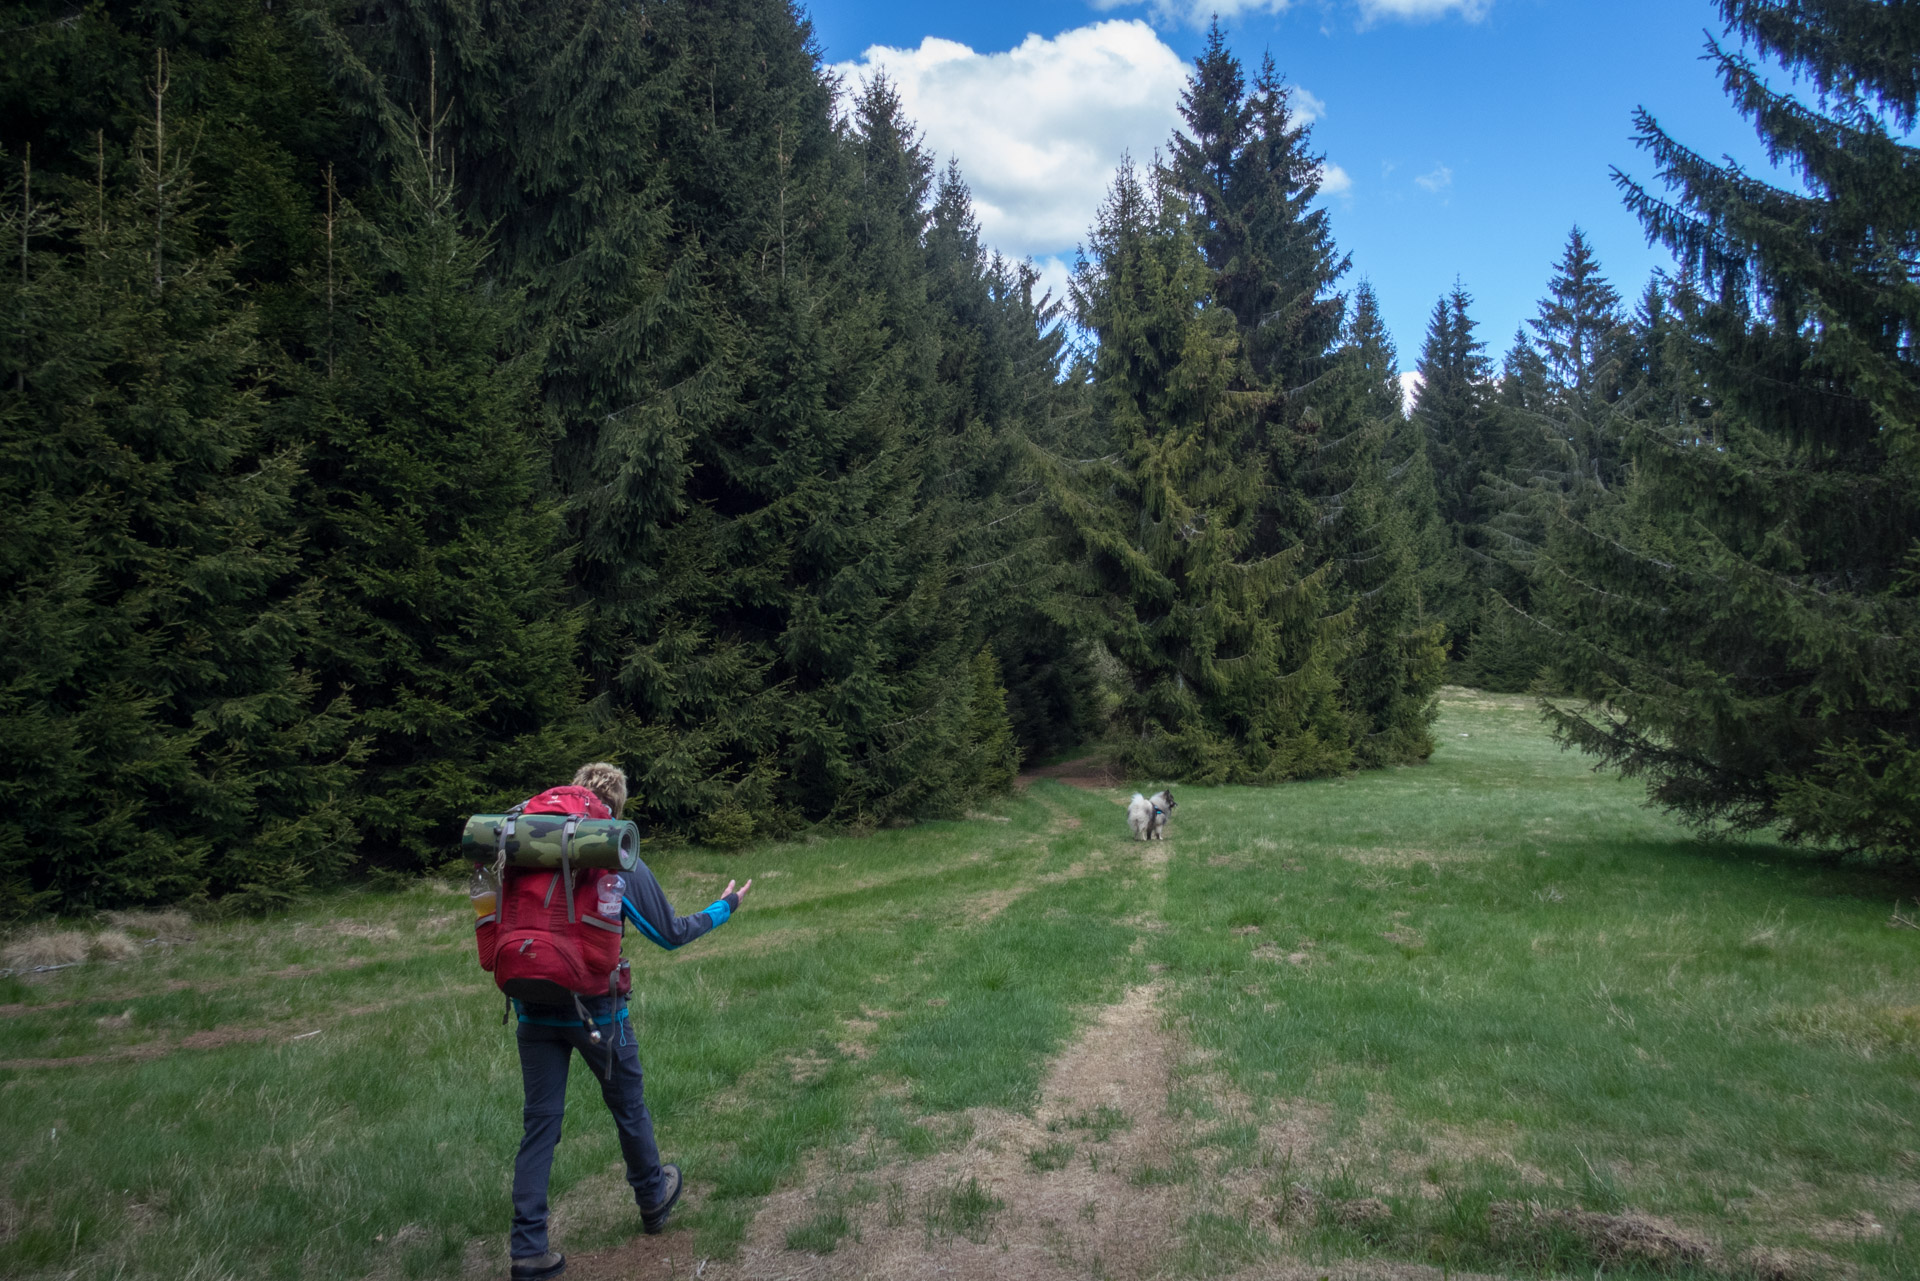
[510,996,666,1259]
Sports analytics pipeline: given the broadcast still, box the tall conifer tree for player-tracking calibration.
[1051,160,1347,783]
[1545,0,1920,857]
[0,71,353,913]
[1168,28,1393,764]
[277,129,588,871]
[333,0,1019,836]
[923,160,1091,760]
[1476,231,1634,689]
[1525,228,1632,497]
[1411,284,1495,655]
[1317,284,1446,762]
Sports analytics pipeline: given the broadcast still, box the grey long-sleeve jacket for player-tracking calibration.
[619,863,736,950]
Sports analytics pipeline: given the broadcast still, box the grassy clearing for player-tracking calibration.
[1153,690,1920,1279]
[1,688,1915,1280]
[0,791,1138,1279]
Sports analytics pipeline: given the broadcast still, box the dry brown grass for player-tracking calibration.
[963,887,1027,925]
[1489,1201,1713,1269]
[708,983,1181,1281]
[1770,999,1920,1060]
[102,908,195,939]
[330,920,401,943]
[0,924,142,969]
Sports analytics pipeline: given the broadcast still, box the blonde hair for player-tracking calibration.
[572,761,628,816]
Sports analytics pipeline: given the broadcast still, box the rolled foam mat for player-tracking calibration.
[461,814,639,870]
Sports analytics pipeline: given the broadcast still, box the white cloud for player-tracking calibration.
[1358,0,1492,22]
[834,22,1190,260]
[1029,254,1079,318]
[1399,370,1424,417]
[1091,0,1292,25]
[1291,85,1327,124]
[836,21,1345,298]
[1414,165,1453,193]
[1096,0,1487,28]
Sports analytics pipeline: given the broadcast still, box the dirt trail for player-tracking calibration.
[531,821,1515,1281]
[686,820,1184,1281]
[709,981,1180,1281]
[0,947,463,1020]
[1018,755,1122,792]
[0,994,427,1070]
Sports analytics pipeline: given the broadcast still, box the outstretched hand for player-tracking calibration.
[721,878,752,905]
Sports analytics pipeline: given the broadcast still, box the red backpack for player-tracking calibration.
[475,787,630,1011]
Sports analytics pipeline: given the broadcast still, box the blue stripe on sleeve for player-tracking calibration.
[623,896,674,950]
[704,898,731,928]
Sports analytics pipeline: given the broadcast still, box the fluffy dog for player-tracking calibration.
[1127,789,1176,841]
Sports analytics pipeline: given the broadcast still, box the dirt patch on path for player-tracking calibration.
[0,949,466,1020]
[0,995,422,1071]
[557,1229,704,1280]
[710,982,1178,1281]
[1019,756,1122,792]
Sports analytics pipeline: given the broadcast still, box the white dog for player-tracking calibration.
[1127,789,1176,841]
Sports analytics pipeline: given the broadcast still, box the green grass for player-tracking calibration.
[921,1176,1003,1245]
[1054,1102,1133,1142]
[1151,690,1920,1278]
[0,790,1139,1279]
[784,1208,852,1254]
[1027,1139,1077,1171]
[2,688,1916,1279]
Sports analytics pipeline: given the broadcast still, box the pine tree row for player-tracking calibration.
[0,2,1452,913]
[1404,0,1919,863]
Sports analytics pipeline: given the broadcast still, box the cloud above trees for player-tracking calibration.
[833,22,1190,261]
[1358,0,1492,22]
[1088,0,1492,29]
[833,20,1344,288]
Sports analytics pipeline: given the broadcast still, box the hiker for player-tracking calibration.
[499,762,750,1281]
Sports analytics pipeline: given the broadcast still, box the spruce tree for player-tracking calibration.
[1545,0,1920,857]
[0,70,352,914]
[1476,231,1634,690]
[922,160,1092,761]
[1170,26,1347,410]
[832,76,1011,818]
[1317,283,1446,763]
[1417,285,1497,535]
[1464,327,1557,690]
[333,0,1021,835]
[1410,284,1494,655]
[277,131,588,871]
[1050,159,1346,783]
[1523,227,1632,498]
[0,0,345,305]
[1166,29,1364,769]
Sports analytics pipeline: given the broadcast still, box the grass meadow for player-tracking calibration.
[1,689,1916,1280]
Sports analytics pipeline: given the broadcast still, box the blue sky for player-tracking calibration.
[808,0,1785,377]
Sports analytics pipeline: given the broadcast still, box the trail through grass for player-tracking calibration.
[1,689,1915,1280]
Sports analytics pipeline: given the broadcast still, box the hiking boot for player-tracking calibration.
[641,1164,683,1235]
[509,1251,566,1280]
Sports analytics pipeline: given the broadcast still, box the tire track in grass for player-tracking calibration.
[0,992,442,1070]
[533,792,1112,1273]
[672,784,1195,1281]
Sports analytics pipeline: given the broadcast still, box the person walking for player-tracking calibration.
[508,762,750,1281]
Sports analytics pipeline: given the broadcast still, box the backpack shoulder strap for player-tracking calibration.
[558,814,582,924]
[492,800,531,888]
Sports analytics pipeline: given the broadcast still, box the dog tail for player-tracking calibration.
[1130,793,1146,804]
